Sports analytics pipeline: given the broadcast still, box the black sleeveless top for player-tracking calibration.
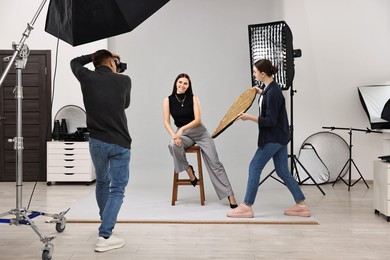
[168,93,194,127]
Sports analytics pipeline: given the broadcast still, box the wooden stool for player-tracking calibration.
[171,145,205,206]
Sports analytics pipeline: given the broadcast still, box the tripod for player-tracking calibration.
[0,1,68,259]
[324,126,381,191]
[259,80,325,195]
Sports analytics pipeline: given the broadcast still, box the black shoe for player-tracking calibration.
[228,196,238,209]
[189,165,198,187]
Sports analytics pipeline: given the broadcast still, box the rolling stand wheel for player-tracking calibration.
[55,217,66,233]
[54,211,68,233]
[42,243,54,260]
[374,209,379,215]
[42,250,50,260]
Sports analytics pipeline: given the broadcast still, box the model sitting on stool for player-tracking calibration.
[163,73,237,208]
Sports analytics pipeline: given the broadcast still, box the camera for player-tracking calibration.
[115,60,127,73]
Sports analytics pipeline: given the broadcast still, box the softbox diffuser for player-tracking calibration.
[45,0,170,46]
[248,21,294,90]
[357,85,390,129]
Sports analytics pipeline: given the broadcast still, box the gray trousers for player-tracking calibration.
[168,123,234,200]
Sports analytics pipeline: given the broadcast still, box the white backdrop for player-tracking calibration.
[1,0,390,194]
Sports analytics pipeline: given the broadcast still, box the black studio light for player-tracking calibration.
[248,21,298,90]
[45,0,170,46]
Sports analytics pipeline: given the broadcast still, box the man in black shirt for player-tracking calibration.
[70,49,131,252]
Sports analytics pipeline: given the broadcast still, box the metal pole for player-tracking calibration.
[15,65,24,210]
[290,82,295,172]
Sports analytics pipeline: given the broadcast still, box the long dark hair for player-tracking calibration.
[254,59,278,77]
[171,73,193,95]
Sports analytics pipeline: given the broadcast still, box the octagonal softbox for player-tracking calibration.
[45,0,170,46]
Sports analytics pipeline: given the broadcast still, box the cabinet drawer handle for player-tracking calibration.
[64,148,75,151]
[64,159,74,161]
[64,173,75,175]
[64,166,74,168]
[64,154,75,156]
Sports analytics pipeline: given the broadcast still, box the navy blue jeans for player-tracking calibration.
[89,138,130,237]
[244,143,305,205]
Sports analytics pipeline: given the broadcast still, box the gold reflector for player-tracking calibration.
[212,88,257,138]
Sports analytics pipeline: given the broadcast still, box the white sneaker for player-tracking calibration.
[95,235,125,252]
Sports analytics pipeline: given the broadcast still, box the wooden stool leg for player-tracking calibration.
[196,149,205,206]
[171,172,179,205]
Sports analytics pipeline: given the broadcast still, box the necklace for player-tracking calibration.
[175,94,186,107]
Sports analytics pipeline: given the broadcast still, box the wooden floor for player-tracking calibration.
[0,181,389,260]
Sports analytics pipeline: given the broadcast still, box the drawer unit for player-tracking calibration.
[373,160,390,221]
[47,141,96,184]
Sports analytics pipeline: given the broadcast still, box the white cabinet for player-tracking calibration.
[47,141,96,184]
[373,160,390,221]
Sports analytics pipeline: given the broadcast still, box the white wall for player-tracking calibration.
[281,0,390,181]
[110,0,390,188]
[1,0,389,192]
[109,0,285,190]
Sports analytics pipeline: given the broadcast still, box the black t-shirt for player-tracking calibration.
[169,93,194,127]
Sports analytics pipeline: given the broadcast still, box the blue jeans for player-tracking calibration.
[89,138,130,237]
[244,143,305,205]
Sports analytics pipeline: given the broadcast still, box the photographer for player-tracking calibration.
[70,49,131,252]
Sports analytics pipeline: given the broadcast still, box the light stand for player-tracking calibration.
[248,21,325,195]
[323,126,381,191]
[0,1,68,259]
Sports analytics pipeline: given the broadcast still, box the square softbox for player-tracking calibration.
[358,85,390,129]
[45,0,170,46]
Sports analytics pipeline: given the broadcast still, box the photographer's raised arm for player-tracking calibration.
[70,54,93,79]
